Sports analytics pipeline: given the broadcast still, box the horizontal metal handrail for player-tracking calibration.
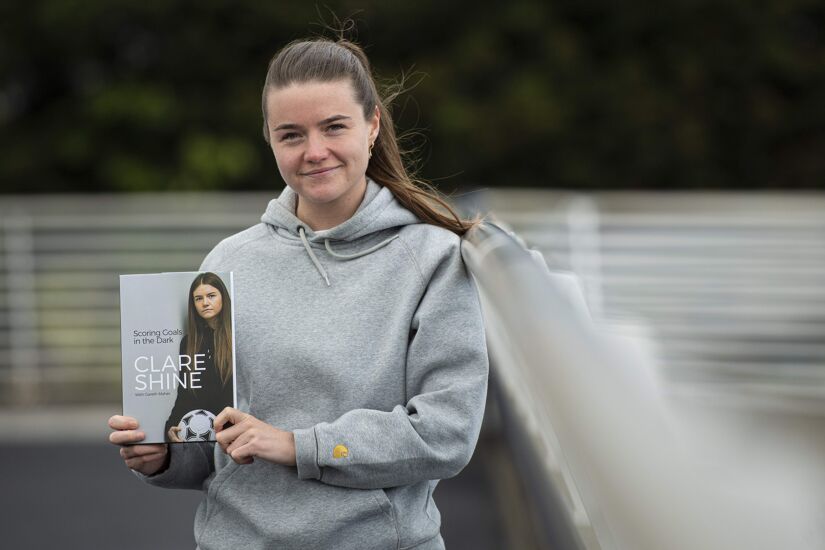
[461,222,798,550]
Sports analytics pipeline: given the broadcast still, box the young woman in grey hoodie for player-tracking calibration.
[109,37,489,550]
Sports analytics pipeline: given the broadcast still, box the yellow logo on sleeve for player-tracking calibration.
[333,445,349,458]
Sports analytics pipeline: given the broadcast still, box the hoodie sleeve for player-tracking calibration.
[132,441,216,490]
[292,238,489,489]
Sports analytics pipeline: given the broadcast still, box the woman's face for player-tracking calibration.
[264,79,379,211]
[193,284,223,321]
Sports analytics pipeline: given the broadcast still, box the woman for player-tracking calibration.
[164,272,234,443]
[108,37,488,550]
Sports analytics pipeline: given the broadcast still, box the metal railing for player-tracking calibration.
[461,221,810,549]
[482,190,825,411]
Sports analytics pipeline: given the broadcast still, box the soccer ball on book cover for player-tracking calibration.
[177,409,216,441]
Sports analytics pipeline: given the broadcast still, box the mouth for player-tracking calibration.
[301,165,341,176]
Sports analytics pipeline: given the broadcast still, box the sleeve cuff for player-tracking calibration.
[293,426,321,480]
[131,442,204,488]
[131,443,178,486]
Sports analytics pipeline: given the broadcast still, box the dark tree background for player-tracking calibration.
[1,0,823,193]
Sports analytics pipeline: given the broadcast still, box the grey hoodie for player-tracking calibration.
[136,180,489,550]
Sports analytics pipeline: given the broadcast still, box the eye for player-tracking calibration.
[326,123,346,133]
[279,132,301,142]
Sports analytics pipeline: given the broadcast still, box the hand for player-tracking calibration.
[214,407,297,467]
[167,426,183,443]
[108,415,169,476]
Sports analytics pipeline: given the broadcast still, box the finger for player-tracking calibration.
[225,430,253,457]
[122,445,166,462]
[130,453,166,466]
[129,445,166,456]
[125,452,165,470]
[110,430,144,445]
[213,408,232,431]
[123,444,166,457]
[230,441,255,465]
[215,421,249,449]
[109,429,146,446]
[125,457,145,469]
[108,415,139,430]
[121,446,156,460]
[214,408,247,432]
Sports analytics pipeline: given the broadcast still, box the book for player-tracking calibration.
[119,271,237,444]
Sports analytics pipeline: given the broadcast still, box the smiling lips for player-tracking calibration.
[302,165,341,176]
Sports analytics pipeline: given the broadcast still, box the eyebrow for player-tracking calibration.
[273,115,351,132]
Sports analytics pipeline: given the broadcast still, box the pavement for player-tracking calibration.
[0,431,507,549]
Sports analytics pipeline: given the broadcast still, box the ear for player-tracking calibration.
[368,104,380,143]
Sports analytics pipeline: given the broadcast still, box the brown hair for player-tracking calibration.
[261,38,480,236]
[186,272,233,386]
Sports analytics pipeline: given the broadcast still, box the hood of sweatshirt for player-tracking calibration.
[260,178,419,286]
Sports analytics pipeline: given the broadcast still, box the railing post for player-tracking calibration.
[566,195,604,324]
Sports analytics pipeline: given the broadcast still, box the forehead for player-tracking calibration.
[265,79,362,123]
[193,284,219,295]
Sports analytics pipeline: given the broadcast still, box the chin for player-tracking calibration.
[299,187,347,205]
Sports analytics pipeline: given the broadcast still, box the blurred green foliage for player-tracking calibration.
[0,0,823,192]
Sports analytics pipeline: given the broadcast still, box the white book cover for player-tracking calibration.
[119,271,237,444]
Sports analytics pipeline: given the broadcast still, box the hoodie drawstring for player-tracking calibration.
[324,235,398,260]
[298,226,330,287]
[298,226,398,287]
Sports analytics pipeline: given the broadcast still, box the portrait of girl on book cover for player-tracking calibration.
[164,272,235,443]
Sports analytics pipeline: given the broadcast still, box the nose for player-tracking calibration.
[304,133,328,163]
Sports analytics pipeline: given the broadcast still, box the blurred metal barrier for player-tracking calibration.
[484,191,825,411]
[461,221,804,550]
